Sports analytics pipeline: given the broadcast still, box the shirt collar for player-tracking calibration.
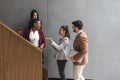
[77,30,83,35]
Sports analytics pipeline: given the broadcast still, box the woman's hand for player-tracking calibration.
[46,37,53,43]
[40,44,44,50]
[46,37,57,49]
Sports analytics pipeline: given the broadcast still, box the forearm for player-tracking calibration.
[51,41,62,51]
[74,37,88,61]
[74,52,87,61]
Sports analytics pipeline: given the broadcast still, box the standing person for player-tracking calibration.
[24,19,45,50]
[28,9,39,29]
[24,19,46,80]
[46,25,70,80]
[71,20,88,80]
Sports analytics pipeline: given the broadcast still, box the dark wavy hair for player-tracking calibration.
[31,19,42,29]
[30,9,39,20]
[29,9,40,29]
[61,25,70,39]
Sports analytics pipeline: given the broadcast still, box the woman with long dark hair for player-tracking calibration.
[46,25,70,80]
[28,9,39,29]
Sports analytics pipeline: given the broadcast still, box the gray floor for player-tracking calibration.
[49,78,93,80]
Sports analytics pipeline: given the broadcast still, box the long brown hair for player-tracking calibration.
[61,25,70,39]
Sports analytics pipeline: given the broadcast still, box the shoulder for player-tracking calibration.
[23,28,30,39]
[79,31,87,38]
[38,29,44,34]
[38,30,45,38]
[64,37,69,40]
[24,28,30,34]
[79,31,88,42]
[38,29,44,32]
[63,37,70,43]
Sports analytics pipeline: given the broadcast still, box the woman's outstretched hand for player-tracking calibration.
[46,37,53,43]
[46,37,57,50]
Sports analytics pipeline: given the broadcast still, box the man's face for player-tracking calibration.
[72,25,77,33]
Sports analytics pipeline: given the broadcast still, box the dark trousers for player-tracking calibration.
[57,60,67,80]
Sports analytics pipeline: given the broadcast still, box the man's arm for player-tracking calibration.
[74,36,88,61]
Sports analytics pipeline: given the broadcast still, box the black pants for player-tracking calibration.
[57,60,67,80]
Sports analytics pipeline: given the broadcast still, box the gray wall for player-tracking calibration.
[0,0,120,80]
[47,0,120,80]
[0,0,49,76]
[0,0,48,31]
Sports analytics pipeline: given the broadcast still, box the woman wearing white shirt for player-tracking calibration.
[24,19,45,50]
[46,25,70,80]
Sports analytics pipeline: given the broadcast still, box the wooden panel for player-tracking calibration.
[0,22,42,80]
[43,67,48,80]
[0,22,3,80]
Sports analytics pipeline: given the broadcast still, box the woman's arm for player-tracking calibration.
[47,37,69,51]
[39,30,46,50]
[23,29,30,41]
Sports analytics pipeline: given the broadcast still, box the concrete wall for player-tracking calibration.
[0,0,48,31]
[1,0,120,80]
[47,0,120,80]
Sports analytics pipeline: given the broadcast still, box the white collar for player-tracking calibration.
[77,30,83,35]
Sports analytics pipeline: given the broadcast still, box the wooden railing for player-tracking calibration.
[0,22,42,80]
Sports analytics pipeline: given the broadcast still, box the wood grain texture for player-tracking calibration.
[0,22,42,80]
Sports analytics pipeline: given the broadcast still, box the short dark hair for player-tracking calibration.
[31,19,39,27]
[72,20,83,30]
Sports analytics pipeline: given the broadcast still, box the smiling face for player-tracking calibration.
[59,27,66,36]
[34,21,41,30]
[33,12,38,19]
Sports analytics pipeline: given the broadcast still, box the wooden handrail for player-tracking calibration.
[0,22,42,80]
[0,21,42,52]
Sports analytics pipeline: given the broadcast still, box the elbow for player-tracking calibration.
[83,51,88,54]
[56,48,62,51]
[55,46,63,51]
[74,51,87,61]
[82,51,88,56]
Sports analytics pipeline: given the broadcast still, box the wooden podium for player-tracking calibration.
[0,22,43,80]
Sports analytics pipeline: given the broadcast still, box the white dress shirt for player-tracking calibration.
[29,29,39,47]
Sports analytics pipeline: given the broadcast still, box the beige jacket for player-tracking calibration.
[73,31,88,65]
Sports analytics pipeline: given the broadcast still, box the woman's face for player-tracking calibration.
[34,21,41,30]
[33,12,38,19]
[59,28,65,36]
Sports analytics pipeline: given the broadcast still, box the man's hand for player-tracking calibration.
[70,57,76,62]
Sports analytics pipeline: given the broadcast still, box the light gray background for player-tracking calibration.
[0,0,120,80]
